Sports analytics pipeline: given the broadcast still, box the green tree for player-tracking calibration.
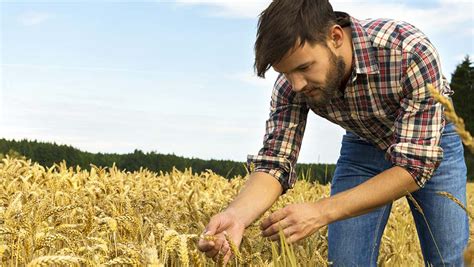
[450,55,474,181]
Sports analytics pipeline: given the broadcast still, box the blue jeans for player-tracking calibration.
[328,122,469,266]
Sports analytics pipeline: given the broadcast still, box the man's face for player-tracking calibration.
[273,41,346,106]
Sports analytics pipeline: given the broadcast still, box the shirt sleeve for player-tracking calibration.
[386,39,451,188]
[247,74,309,194]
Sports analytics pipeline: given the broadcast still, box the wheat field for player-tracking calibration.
[0,156,472,266]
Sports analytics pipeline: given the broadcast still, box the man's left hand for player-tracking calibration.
[260,201,328,244]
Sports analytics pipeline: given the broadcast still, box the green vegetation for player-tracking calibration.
[451,55,474,181]
[0,138,335,184]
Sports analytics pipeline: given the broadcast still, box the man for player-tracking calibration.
[198,0,469,266]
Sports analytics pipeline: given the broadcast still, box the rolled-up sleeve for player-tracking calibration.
[247,74,309,194]
[386,40,451,188]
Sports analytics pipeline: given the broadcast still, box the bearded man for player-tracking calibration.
[198,1,469,266]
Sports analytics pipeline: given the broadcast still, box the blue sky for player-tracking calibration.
[1,0,473,164]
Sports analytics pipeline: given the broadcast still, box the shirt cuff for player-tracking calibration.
[246,154,295,194]
[386,143,444,188]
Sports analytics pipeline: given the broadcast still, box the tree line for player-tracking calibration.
[451,55,474,181]
[0,139,335,184]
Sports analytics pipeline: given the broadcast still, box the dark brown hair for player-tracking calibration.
[254,0,337,78]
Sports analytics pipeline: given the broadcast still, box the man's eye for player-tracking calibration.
[299,65,310,71]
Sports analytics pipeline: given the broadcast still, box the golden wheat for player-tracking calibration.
[224,231,243,264]
[103,255,140,266]
[27,255,85,266]
[178,235,189,266]
[190,248,204,267]
[0,155,472,266]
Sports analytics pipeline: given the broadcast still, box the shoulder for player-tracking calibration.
[358,17,442,82]
[360,18,432,54]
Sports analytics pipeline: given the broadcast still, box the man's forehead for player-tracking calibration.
[273,47,316,74]
[272,46,305,72]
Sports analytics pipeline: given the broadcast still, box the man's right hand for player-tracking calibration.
[197,210,245,265]
[197,172,283,265]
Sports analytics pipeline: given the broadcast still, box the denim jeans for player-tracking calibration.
[327,122,469,267]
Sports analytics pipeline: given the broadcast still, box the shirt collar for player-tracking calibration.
[347,15,380,75]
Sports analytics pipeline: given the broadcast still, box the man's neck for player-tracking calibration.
[339,27,354,91]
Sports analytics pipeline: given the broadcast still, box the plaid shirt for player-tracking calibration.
[247,13,453,194]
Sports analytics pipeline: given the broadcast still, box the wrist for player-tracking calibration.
[316,197,337,227]
[223,207,247,229]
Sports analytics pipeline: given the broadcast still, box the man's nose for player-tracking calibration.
[287,74,307,92]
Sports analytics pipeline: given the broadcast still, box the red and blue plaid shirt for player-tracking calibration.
[247,13,453,194]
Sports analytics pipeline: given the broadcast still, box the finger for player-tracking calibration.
[267,224,296,242]
[220,242,231,265]
[221,242,230,256]
[205,217,222,236]
[197,236,215,252]
[206,246,221,260]
[262,217,290,237]
[198,241,215,252]
[286,232,302,244]
[206,214,232,236]
[205,236,225,259]
[212,245,226,263]
[206,248,218,260]
[212,251,221,263]
[260,208,288,231]
[199,215,230,253]
[213,238,229,263]
[223,249,233,266]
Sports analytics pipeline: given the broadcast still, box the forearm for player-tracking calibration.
[224,171,283,228]
[322,166,420,225]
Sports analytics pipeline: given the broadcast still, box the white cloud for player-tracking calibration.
[170,0,473,37]
[174,0,270,18]
[17,11,51,26]
[330,1,473,36]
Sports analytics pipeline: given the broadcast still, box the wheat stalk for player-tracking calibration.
[406,191,445,266]
[224,231,243,263]
[27,255,85,267]
[103,256,140,266]
[190,248,204,267]
[178,235,190,267]
[200,234,216,241]
[427,83,474,153]
[436,191,472,219]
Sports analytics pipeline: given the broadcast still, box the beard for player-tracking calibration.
[303,49,346,106]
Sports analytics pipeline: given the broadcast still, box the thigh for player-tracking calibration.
[328,132,393,267]
[330,132,393,195]
[408,123,469,266]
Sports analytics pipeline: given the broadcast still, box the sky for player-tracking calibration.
[0,0,473,164]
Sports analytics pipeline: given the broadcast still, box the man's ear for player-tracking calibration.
[329,25,344,48]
